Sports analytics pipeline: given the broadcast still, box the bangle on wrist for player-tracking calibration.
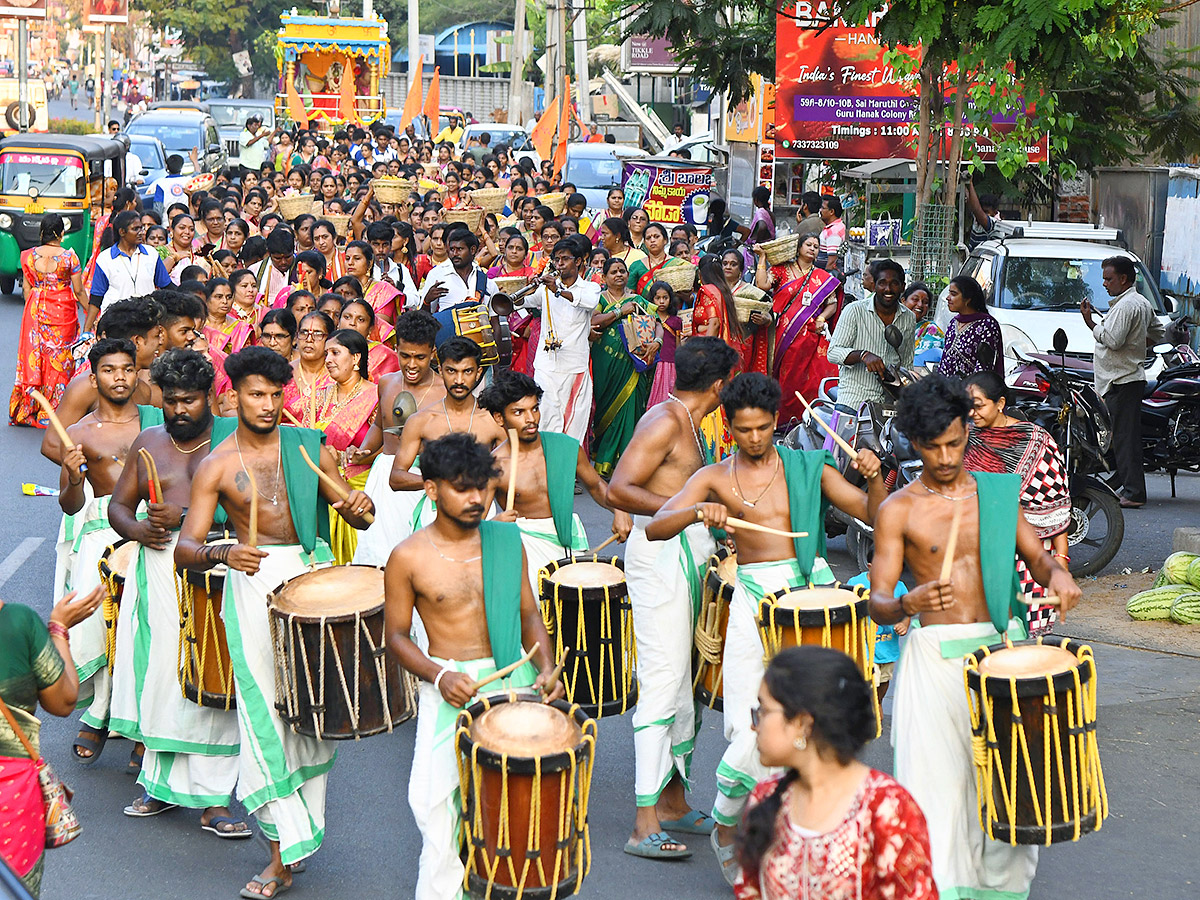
[433,667,449,692]
[48,621,69,641]
[1052,552,1069,563]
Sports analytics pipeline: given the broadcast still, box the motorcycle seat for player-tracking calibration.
[1144,380,1158,397]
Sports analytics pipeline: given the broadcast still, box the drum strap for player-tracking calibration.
[478,521,525,667]
[540,432,579,550]
[777,447,836,583]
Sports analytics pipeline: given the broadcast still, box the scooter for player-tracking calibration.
[1140,341,1200,495]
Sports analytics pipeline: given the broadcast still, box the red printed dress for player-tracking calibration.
[10,247,82,427]
[735,769,938,900]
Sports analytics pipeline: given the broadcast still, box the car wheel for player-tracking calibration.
[0,274,17,295]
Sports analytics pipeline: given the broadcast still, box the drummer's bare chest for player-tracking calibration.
[414,565,485,612]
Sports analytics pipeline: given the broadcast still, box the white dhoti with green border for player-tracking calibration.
[224,542,337,865]
[626,517,715,807]
[68,494,119,728]
[893,620,1038,900]
[711,555,834,827]
[108,534,240,808]
[353,454,435,566]
[53,479,93,606]
[515,514,588,597]
[410,655,537,900]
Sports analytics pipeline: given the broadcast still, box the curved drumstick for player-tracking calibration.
[539,656,567,704]
[245,467,258,549]
[296,444,376,524]
[506,428,519,512]
[795,391,858,460]
[32,389,86,472]
[138,448,163,503]
[283,408,302,426]
[696,508,807,539]
[470,642,539,694]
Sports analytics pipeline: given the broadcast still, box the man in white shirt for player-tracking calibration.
[420,226,491,313]
[238,114,272,177]
[525,235,602,441]
[372,129,398,164]
[148,154,191,214]
[85,210,173,330]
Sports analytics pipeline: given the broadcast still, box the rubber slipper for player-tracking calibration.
[659,810,716,835]
[73,725,107,765]
[202,815,253,840]
[623,831,692,860]
[127,743,144,775]
[123,793,179,818]
[288,861,306,874]
[710,828,740,886]
[239,875,291,899]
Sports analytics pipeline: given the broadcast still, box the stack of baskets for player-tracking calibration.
[733,282,772,323]
[469,187,507,215]
[278,193,317,221]
[657,261,698,295]
[757,233,800,265]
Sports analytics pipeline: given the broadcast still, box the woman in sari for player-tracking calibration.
[344,241,401,339]
[312,219,347,282]
[589,257,655,478]
[721,248,771,375]
[338,298,400,381]
[599,217,647,269]
[938,274,1003,378]
[691,255,742,461]
[222,219,249,259]
[273,249,329,309]
[10,217,85,426]
[964,371,1071,636]
[227,268,262,331]
[202,277,254,354]
[755,233,841,422]
[283,310,335,426]
[319,328,379,563]
[488,234,539,375]
[623,207,650,251]
[627,223,687,300]
[745,185,776,257]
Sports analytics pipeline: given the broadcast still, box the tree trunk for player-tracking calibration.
[942,60,970,207]
[230,32,255,99]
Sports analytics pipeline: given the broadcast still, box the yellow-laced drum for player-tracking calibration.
[539,556,636,718]
[177,532,238,710]
[693,548,736,711]
[964,637,1107,845]
[456,694,596,900]
[756,582,874,679]
[99,539,138,674]
[267,565,412,739]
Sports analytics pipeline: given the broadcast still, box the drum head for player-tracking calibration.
[977,644,1079,679]
[716,552,738,584]
[472,700,582,757]
[271,566,384,617]
[773,587,860,611]
[108,541,139,577]
[548,561,623,588]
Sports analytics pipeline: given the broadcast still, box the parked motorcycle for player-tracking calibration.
[1140,341,1200,496]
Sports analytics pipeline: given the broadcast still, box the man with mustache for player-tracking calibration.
[384,432,563,900]
[176,347,374,899]
[58,337,167,765]
[107,349,245,835]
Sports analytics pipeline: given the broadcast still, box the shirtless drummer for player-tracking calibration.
[383,432,563,900]
[606,336,739,860]
[869,374,1080,900]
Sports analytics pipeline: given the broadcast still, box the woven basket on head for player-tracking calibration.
[657,262,698,294]
[417,178,447,196]
[734,296,772,324]
[325,214,351,238]
[757,233,801,265]
[469,187,508,215]
[445,206,485,234]
[278,193,316,221]
[372,178,411,204]
[540,192,567,215]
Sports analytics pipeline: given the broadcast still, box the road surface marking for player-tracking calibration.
[0,537,44,589]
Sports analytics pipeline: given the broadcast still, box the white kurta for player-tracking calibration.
[68,494,119,729]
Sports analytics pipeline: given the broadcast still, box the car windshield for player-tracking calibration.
[997,256,1164,314]
[567,155,622,189]
[209,103,273,129]
[126,121,200,154]
[0,151,85,198]
[473,128,531,150]
[129,139,165,168]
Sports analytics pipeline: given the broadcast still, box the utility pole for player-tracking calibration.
[557,0,567,99]
[570,0,589,123]
[408,0,420,108]
[544,0,556,107]
[102,24,112,127]
[508,0,527,125]
[16,19,28,131]
[93,32,102,132]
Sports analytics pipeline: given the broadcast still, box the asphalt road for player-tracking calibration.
[1,160,1199,895]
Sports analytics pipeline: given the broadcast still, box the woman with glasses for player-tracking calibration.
[259,308,298,360]
[283,310,335,426]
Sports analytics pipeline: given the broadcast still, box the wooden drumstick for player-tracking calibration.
[795,391,858,460]
[539,657,567,704]
[939,501,963,584]
[470,642,540,693]
[506,428,519,512]
[138,448,163,503]
[695,508,807,539]
[588,533,620,555]
[32,389,85,472]
[283,408,302,426]
[246,466,258,549]
[307,382,318,429]
[297,444,376,524]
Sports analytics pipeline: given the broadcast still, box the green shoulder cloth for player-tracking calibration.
[974,472,1025,634]
[210,417,239,527]
[540,431,579,550]
[777,447,836,583]
[279,427,330,553]
[479,520,525,668]
[138,405,164,428]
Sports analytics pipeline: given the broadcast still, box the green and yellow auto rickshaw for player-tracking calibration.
[0,133,129,295]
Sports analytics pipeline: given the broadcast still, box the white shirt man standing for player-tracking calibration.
[85,210,172,331]
[238,114,272,178]
[420,226,491,314]
[525,235,602,441]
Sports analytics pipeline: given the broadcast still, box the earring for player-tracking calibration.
[794,735,807,751]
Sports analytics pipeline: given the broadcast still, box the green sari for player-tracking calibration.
[591,291,653,478]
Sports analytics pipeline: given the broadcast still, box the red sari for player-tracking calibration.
[769,263,842,422]
[10,247,81,426]
[693,284,765,375]
[367,343,401,381]
[489,263,538,375]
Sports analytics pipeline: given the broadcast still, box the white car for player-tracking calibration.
[456,123,539,166]
[934,228,1172,366]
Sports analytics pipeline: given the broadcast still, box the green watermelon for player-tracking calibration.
[1153,568,1169,589]
[1170,592,1200,624]
[1163,552,1199,585]
[1128,585,1192,621]
[1187,558,1200,589]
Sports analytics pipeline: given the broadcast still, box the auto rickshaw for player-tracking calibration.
[0,133,129,295]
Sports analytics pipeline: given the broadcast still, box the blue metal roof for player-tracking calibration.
[392,20,513,65]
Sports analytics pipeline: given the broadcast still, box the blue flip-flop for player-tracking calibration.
[623,832,692,860]
[659,810,716,835]
[202,815,253,840]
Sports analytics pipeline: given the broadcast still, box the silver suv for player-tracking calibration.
[125,108,227,175]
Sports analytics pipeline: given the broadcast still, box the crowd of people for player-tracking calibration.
[4,122,1149,900]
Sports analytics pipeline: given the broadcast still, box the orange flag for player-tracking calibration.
[400,54,424,130]
[285,78,308,128]
[339,54,359,124]
[423,66,441,131]
[551,77,571,176]
[530,95,560,162]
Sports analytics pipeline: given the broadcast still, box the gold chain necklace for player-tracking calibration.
[732,448,780,509]
[234,432,283,505]
[170,435,211,454]
[321,378,364,421]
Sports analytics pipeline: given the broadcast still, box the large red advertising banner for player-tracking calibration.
[775,4,1048,162]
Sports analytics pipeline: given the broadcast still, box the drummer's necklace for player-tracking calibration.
[667,393,705,462]
[425,530,481,563]
[234,432,283,505]
[442,398,476,433]
[731,448,780,509]
[917,476,977,501]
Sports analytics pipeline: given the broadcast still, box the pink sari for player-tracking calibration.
[364,280,402,340]
[203,318,254,355]
[319,381,379,478]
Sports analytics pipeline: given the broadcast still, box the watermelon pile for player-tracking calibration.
[1130,552,1200,623]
